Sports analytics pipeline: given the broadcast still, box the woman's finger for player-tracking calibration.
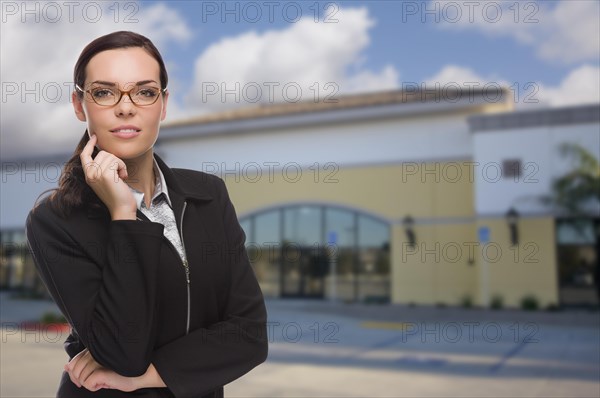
[65,348,84,372]
[93,151,128,182]
[65,364,81,388]
[83,369,109,392]
[79,365,95,383]
[71,350,93,383]
[81,136,103,182]
[114,156,128,180]
[78,359,101,385]
[79,134,97,168]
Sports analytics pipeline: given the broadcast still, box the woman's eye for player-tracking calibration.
[137,88,158,98]
[92,89,114,98]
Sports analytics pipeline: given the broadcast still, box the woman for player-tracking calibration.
[25,31,268,397]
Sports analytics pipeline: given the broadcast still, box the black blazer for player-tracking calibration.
[25,154,268,398]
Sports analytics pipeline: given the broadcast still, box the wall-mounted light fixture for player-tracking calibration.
[506,207,519,246]
[403,215,416,248]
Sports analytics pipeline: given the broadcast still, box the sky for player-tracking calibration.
[1,0,599,160]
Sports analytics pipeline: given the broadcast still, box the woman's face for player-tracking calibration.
[72,47,168,160]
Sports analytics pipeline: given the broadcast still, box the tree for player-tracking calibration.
[543,143,600,217]
[544,142,600,305]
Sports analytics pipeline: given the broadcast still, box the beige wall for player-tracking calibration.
[224,161,558,306]
[225,160,476,220]
[475,217,559,308]
[391,223,478,305]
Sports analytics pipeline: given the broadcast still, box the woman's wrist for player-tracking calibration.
[135,363,167,389]
[111,209,137,220]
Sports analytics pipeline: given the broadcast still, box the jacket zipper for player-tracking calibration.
[137,201,191,335]
[180,201,190,335]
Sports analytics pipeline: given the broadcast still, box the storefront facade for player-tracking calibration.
[2,89,598,307]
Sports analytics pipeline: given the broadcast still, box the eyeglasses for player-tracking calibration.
[75,84,167,106]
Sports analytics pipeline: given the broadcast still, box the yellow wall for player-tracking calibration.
[475,217,559,308]
[392,223,478,305]
[224,161,559,307]
[225,160,476,220]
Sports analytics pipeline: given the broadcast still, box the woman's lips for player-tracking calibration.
[110,128,141,139]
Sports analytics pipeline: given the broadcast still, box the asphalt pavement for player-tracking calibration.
[1,291,599,397]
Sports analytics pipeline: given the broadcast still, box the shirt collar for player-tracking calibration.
[128,156,173,210]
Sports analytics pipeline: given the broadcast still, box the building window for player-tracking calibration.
[240,204,390,302]
[0,229,45,296]
[502,159,522,179]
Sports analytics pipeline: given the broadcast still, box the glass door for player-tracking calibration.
[556,219,599,307]
[281,206,325,298]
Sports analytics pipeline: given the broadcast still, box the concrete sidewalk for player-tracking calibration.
[1,292,599,397]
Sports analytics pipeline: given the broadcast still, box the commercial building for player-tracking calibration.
[1,88,598,307]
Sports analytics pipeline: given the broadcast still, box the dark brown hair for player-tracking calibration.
[41,31,168,217]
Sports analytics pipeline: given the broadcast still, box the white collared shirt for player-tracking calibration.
[128,158,186,263]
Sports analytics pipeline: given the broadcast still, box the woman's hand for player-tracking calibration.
[78,368,139,392]
[65,349,166,391]
[79,134,137,220]
[64,348,139,392]
[64,348,102,389]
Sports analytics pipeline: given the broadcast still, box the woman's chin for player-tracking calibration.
[100,143,153,161]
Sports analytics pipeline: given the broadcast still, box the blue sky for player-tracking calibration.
[179,0,556,83]
[1,0,599,159]
[151,0,597,93]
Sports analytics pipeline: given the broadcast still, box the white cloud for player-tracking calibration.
[425,65,509,86]
[536,65,600,107]
[0,1,192,160]
[184,6,399,112]
[425,64,600,109]
[345,65,399,94]
[433,0,599,64]
[536,1,599,63]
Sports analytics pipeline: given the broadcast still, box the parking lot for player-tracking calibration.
[1,293,599,397]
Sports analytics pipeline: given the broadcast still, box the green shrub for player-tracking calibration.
[40,312,67,324]
[460,295,473,308]
[490,295,504,310]
[520,295,539,311]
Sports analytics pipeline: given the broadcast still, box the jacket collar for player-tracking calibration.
[153,153,213,202]
[128,156,173,210]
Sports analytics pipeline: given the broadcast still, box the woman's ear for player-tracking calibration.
[160,90,169,121]
[72,91,87,122]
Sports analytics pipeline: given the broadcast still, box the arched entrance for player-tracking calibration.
[239,204,390,302]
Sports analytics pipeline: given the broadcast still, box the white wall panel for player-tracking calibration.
[157,113,473,174]
[473,123,600,215]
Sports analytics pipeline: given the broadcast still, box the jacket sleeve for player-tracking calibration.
[26,206,165,377]
[151,177,268,398]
